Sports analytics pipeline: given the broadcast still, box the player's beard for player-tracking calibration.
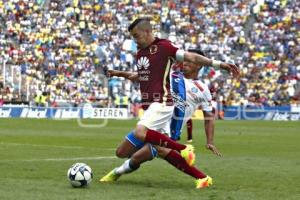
[137,42,143,50]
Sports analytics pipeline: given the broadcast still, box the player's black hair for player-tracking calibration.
[128,17,151,32]
[188,48,205,56]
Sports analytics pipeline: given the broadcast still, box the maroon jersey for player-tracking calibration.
[135,38,179,109]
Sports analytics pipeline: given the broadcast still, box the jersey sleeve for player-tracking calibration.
[160,40,185,61]
[161,40,179,58]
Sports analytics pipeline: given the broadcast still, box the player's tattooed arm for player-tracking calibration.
[219,62,240,77]
[183,51,240,77]
[183,51,212,67]
[107,70,139,82]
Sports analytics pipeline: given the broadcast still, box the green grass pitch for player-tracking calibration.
[0,119,299,200]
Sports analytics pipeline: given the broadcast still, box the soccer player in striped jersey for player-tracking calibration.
[169,49,219,156]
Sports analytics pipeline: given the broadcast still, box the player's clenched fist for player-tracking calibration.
[107,70,119,78]
[220,62,240,78]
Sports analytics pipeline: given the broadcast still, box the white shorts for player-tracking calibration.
[137,102,174,136]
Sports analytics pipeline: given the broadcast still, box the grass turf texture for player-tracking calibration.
[0,119,299,200]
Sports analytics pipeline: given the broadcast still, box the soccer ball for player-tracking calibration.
[67,163,93,187]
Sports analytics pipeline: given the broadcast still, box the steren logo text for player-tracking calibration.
[137,56,150,81]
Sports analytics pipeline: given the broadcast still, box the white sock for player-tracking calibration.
[114,159,134,175]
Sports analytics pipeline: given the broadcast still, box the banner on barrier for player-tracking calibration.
[270,112,300,121]
[0,108,11,118]
[224,105,300,121]
[0,107,129,119]
[1,106,300,120]
[84,108,128,119]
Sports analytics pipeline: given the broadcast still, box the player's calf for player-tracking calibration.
[130,144,157,165]
[115,131,145,158]
[100,144,157,182]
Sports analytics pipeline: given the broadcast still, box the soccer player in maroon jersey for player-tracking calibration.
[100,50,223,188]
[100,17,239,188]
[125,18,239,164]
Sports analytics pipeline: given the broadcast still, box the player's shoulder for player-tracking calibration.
[153,38,168,47]
[154,38,175,47]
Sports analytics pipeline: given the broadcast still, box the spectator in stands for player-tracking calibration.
[0,0,299,108]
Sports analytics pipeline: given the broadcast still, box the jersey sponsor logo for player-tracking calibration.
[136,56,150,70]
[137,56,150,81]
[187,90,206,104]
[149,45,158,54]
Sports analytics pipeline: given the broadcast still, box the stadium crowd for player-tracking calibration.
[0,0,299,108]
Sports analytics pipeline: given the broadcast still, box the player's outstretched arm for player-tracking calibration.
[183,51,240,78]
[203,111,222,157]
[107,70,139,81]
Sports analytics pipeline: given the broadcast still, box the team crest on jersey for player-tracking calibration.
[137,56,150,70]
[191,87,198,93]
[149,45,158,54]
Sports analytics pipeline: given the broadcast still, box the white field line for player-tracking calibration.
[0,156,117,163]
[0,142,116,151]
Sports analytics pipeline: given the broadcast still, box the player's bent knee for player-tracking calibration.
[115,147,129,158]
[126,131,145,150]
[134,125,147,141]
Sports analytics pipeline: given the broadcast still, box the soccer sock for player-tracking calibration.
[186,119,193,140]
[145,129,186,152]
[164,150,206,179]
[114,159,140,175]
